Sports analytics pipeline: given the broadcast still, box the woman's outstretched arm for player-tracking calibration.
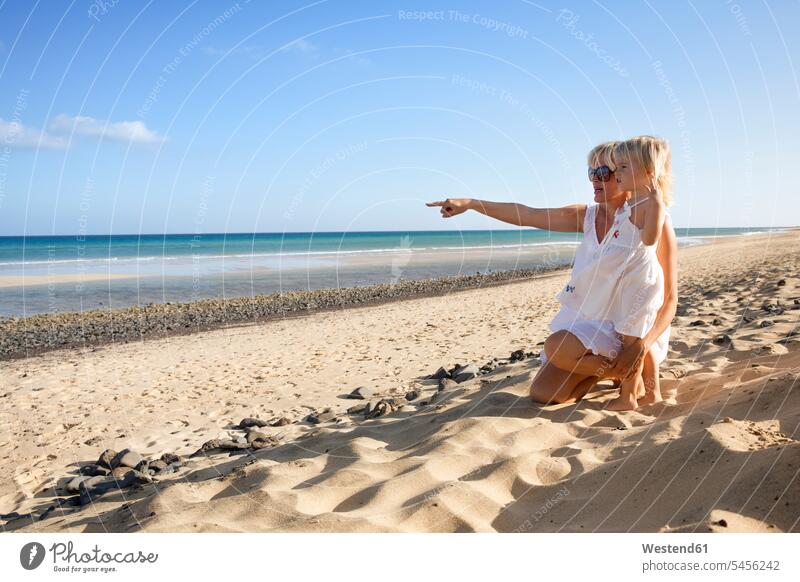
[426,198,586,232]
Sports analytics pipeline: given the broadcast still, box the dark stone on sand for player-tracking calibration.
[112,449,143,469]
[715,518,728,527]
[777,279,786,286]
[148,459,169,473]
[271,417,292,426]
[78,470,152,504]
[479,361,496,374]
[427,366,451,381]
[247,429,280,450]
[364,399,399,419]
[79,464,110,477]
[689,320,706,327]
[345,386,378,400]
[712,334,733,346]
[347,403,368,415]
[509,349,526,362]
[111,466,134,480]
[307,408,337,424]
[160,452,182,465]
[83,436,102,446]
[238,417,269,429]
[405,389,421,401]
[191,439,248,457]
[452,363,478,383]
[760,320,775,328]
[96,449,117,470]
[712,318,722,326]
[65,475,93,493]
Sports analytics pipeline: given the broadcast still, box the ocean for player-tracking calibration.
[0,228,788,316]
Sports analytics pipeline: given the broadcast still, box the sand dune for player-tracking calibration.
[1,231,798,532]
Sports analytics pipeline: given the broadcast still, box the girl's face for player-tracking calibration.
[614,155,650,191]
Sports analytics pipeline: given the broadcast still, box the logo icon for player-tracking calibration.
[612,230,620,238]
[20,542,46,570]
[565,284,575,293]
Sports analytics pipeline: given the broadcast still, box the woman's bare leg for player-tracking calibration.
[530,330,619,404]
[637,349,662,406]
[530,361,598,404]
[606,334,644,411]
[543,331,615,379]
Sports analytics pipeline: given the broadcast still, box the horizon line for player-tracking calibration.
[1,226,798,238]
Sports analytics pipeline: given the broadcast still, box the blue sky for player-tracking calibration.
[0,0,798,235]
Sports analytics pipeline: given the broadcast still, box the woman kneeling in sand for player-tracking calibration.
[426,139,677,407]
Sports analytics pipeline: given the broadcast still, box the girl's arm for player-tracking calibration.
[426,198,587,233]
[640,198,666,245]
[642,214,678,348]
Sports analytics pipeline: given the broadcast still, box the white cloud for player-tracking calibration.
[205,39,320,60]
[0,117,68,149]
[203,44,267,60]
[280,38,319,56]
[48,114,165,144]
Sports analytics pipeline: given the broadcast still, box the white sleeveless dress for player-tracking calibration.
[541,200,671,366]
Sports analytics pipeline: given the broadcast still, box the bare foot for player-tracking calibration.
[606,395,638,411]
[637,391,663,406]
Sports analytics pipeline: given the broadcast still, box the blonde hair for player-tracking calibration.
[587,141,619,171]
[614,135,673,206]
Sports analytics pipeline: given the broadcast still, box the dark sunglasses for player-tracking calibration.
[588,165,614,182]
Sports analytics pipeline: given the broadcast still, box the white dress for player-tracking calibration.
[541,200,671,366]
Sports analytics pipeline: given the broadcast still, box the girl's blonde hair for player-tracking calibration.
[587,141,619,170]
[614,135,673,206]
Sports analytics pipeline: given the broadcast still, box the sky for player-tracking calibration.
[0,0,798,235]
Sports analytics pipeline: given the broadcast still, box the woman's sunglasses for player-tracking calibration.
[588,165,614,182]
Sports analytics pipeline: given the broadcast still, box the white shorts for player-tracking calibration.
[540,306,670,367]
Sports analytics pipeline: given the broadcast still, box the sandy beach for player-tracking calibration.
[1,230,798,533]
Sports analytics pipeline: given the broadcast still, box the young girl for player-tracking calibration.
[605,135,672,410]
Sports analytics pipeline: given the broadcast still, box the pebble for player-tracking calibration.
[712,334,733,346]
[345,386,378,400]
[451,363,478,383]
[404,389,421,401]
[148,459,169,474]
[246,428,280,449]
[347,403,368,415]
[307,408,337,424]
[271,417,291,427]
[160,452,182,465]
[191,439,249,457]
[96,449,117,470]
[364,399,400,419]
[238,417,269,429]
[78,464,110,477]
[113,449,144,469]
[427,366,450,381]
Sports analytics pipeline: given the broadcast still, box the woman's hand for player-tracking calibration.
[609,338,647,379]
[426,198,473,218]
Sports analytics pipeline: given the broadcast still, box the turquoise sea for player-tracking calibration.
[0,228,789,316]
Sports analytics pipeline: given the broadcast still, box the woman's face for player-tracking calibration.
[589,162,623,203]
